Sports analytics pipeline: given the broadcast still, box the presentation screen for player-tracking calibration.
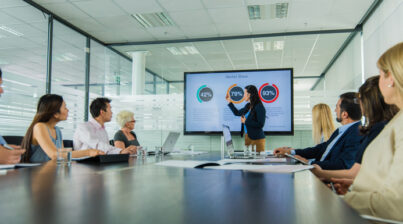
[184,69,293,135]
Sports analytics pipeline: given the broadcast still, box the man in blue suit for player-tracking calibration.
[274,92,362,170]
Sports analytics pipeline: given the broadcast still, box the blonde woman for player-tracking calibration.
[333,42,403,221]
[114,110,140,153]
[311,104,336,144]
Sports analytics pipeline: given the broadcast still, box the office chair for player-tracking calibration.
[3,136,23,145]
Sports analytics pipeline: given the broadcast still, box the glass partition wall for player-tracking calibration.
[0,0,172,140]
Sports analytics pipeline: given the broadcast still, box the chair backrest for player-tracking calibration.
[3,136,24,145]
[63,140,74,149]
[109,139,114,146]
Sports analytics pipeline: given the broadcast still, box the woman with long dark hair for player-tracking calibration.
[311,75,398,180]
[21,94,104,163]
[226,85,266,152]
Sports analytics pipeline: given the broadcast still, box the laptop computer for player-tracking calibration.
[222,125,253,159]
[161,132,180,154]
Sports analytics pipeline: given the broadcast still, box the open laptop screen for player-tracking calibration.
[162,132,180,152]
[222,125,233,147]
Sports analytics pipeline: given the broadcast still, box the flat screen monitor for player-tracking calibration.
[184,68,293,135]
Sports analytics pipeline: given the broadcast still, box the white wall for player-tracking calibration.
[312,0,403,104]
[363,0,403,78]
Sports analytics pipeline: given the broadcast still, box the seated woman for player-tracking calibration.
[311,103,335,144]
[21,94,104,163]
[312,75,398,181]
[333,42,403,221]
[114,110,140,153]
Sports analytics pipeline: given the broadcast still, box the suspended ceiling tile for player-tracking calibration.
[158,0,204,12]
[0,10,25,25]
[68,17,106,32]
[222,39,253,53]
[180,25,218,38]
[169,10,213,26]
[41,2,89,19]
[94,15,143,30]
[113,0,162,14]
[0,0,28,8]
[193,41,225,54]
[72,0,126,18]
[207,7,249,24]
[215,22,251,36]
[202,0,244,9]
[250,20,288,33]
[4,6,48,23]
[146,26,187,40]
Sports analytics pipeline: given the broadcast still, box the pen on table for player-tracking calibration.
[330,182,337,193]
[2,144,14,150]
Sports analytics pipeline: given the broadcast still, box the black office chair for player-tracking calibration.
[109,139,114,146]
[63,140,74,149]
[3,136,24,145]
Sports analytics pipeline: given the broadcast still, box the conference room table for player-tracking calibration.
[0,152,368,224]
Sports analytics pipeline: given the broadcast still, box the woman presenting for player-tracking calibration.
[226,85,266,152]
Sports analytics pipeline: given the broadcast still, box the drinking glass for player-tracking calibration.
[244,145,250,156]
[57,148,72,165]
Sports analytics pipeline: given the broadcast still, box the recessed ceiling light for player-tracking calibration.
[253,42,264,51]
[183,46,200,55]
[275,3,289,19]
[273,40,284,50]
[166,46,199,55]
[247,3,289,20]
[248,5,261,20]
[167,47,181,55]
[253,41,275,51]
[179,47,188,55]
[0,26,23,36]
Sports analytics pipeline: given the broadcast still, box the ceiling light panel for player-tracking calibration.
[275,3,289,19]
[247,3,289,20]
[253,42,264,51]
[273,40,284,50]
[248,5,261,20]
[253,40,282,52]
[166,46,199,55]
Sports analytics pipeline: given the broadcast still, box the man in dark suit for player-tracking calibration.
[274,92,362,170]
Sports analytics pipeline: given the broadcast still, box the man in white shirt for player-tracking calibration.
[73,97,136,154]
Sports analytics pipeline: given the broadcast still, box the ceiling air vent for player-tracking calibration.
[247,3,289,20]
[131,12,175,28]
